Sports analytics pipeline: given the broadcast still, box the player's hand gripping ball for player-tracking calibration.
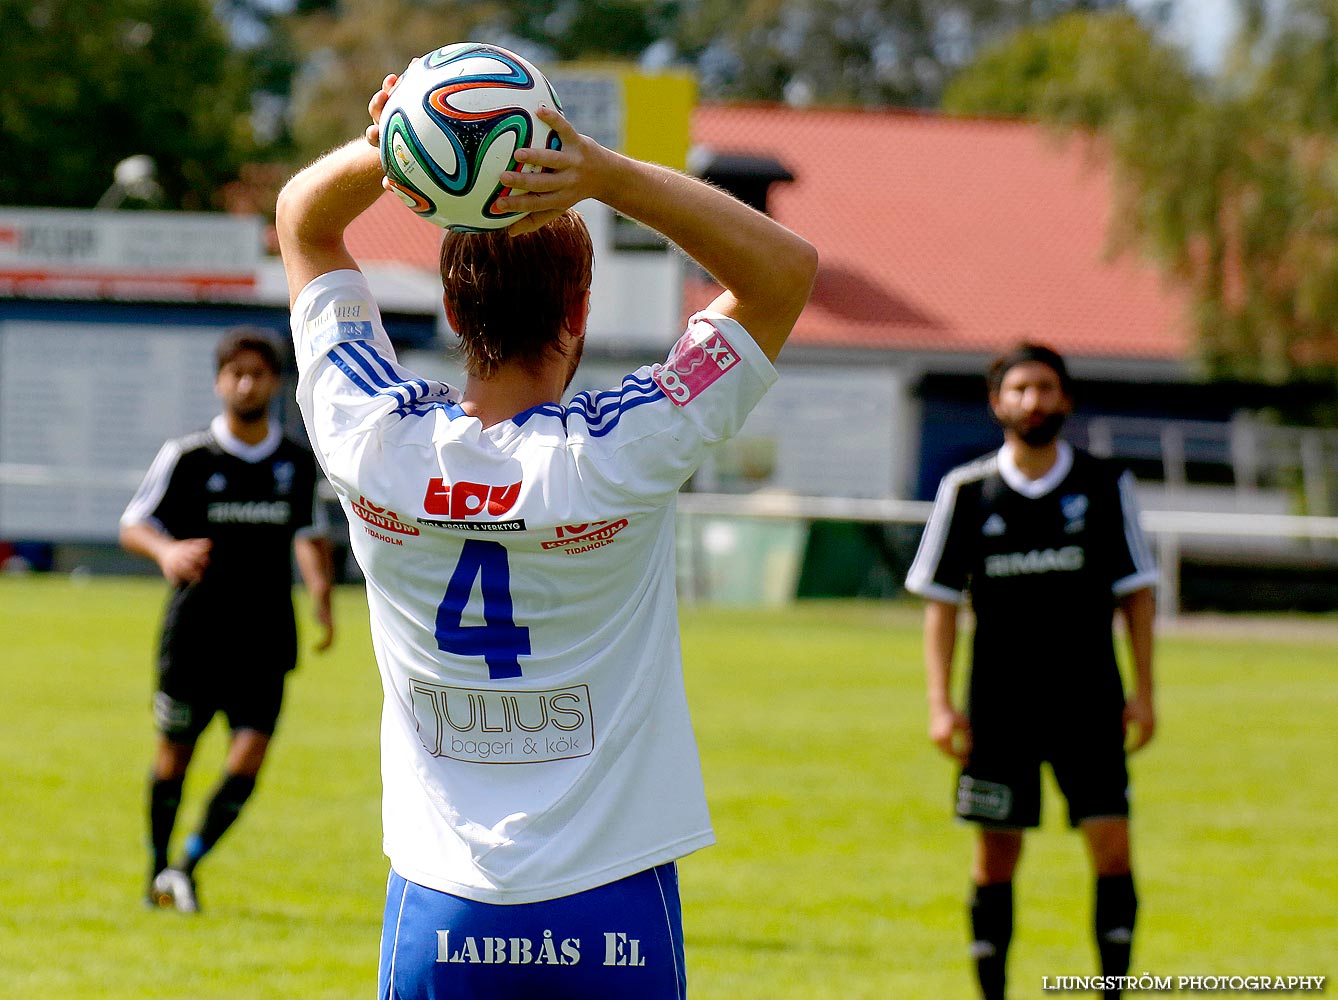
[378,42,563,232]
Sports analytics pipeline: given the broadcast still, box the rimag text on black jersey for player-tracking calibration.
[122,419,324,647]
[906,443,1158,704]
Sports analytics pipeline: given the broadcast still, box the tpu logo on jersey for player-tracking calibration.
[418,479,526,532]
[352,496,420,542]
[982,514,1006,536]
[541,520,629,554]
[653,320,740,406]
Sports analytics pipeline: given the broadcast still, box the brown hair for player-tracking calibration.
[439,209,594,378]
[986,341,1073,397]
[216,326,282,375]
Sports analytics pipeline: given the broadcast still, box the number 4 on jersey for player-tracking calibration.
[434,540,531,679]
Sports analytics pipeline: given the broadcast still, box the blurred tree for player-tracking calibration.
[942,3,1338,384]
[282,0,683,160]
[280,0,679,162]
[507,0,679,61]
[278,0,1134,162]
[672,0,1127,107]
[0,0,258,210]
[282,0,505,159]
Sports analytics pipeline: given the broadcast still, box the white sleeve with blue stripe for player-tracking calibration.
[290,270,463,486]
[556,312,779,505]
[290,268,777,507]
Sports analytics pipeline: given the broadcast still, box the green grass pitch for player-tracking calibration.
[1,575,1334,997]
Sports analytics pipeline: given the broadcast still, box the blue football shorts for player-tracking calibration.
[378,863,687,1000]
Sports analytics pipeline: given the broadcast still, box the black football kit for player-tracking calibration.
[907,442,1158,827]
[122,416,324,739]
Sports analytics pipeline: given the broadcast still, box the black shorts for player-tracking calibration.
[153,666,287,743]
[955,707,1130,829]
[154,623,294,742]
[153,595,297,742]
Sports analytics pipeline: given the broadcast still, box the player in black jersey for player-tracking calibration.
[120,328,335,913]
[906,343,1158,1000]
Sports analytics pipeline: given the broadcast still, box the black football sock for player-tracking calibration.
[969,881,1013,1000]
[148,773,184,877]
[180,773,256,875]
[1095,872,1138,996]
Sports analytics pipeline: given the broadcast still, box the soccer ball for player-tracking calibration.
[378,42,563,232]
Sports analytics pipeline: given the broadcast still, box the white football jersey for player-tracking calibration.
[291,269,776,904]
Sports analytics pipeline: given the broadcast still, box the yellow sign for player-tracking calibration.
[549,65,696,171]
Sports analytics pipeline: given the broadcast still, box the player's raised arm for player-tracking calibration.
[498,107,818,361]
[275,75,400,305]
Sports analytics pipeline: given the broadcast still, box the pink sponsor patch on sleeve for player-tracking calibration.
[651,319,741,407]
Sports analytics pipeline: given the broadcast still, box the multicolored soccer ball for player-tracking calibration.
[378,43,563,232]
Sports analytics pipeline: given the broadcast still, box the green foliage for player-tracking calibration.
[669,0,1131,108]
[941,13,1091,118]
[282,0,503,160]
[942,2,1338,385]
[279,0,672,160]
[943,11,1194,125]
[1,575,1335,996]
[509,0,677,60]
[0,0,259,210]
[278,0,1138,163]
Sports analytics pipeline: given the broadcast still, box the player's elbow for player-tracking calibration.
[796,235,820,278]
[274,173,333,256]
[778,236,819,312]
[273,180,307,256]
[766,236,818,331]
[118,521,149,558]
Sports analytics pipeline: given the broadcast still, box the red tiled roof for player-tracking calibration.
[347,193,444,272]
[346,103,1192,361]
[690,104,1190,360]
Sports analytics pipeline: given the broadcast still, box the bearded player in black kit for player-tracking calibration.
[120,327,335,913]
[905,343,1158,1000]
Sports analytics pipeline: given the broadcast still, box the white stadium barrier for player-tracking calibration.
[676,492,1338,616]
[4,463,1338,615]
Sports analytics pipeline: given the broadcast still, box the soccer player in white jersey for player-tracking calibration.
[905,343,1158,1000]
[275,72,816,999]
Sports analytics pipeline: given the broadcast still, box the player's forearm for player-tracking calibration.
[923,600,960,709]
[598,153,817,360]
[119,521,171,566]
[275,138,385,298]
[1120,586,1156,698]
[278,139,384,244]
[295,536,335,600]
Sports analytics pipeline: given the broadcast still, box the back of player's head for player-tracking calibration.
[216,327,283,376]
[987,341,1073,397]
[439,209,594,378]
